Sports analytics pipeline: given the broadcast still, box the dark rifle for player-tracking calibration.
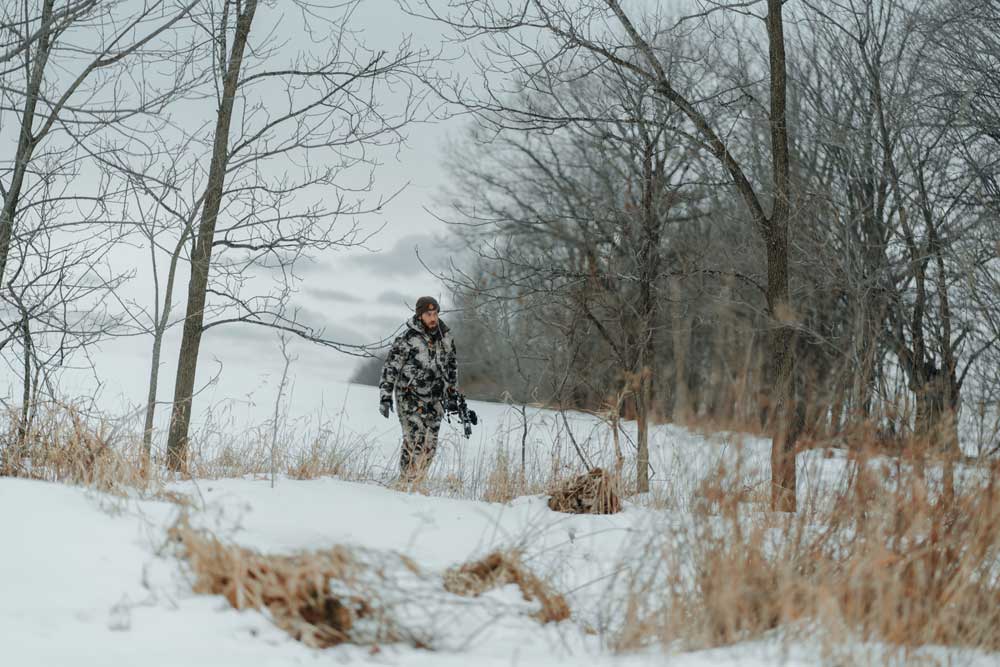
[444,389,478,438]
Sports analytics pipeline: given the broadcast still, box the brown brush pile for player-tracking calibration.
[443,551,571,623]
[169,516,407,648]
[547,467,621,514]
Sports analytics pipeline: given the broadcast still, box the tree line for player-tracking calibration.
[3,0,999,513]
[401,0,999,510]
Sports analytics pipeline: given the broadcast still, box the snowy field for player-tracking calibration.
[181,381,778,505]
[3,475,812,667]
[4,383,998,666]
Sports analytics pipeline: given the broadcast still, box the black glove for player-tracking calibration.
[443,387,461,413]
[379,397,393,419]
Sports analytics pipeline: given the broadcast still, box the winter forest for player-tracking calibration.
[4,1,1000,666]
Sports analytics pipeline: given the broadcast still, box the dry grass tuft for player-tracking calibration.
[481,447,526,504]
[657,523,810,650]
[443,551,571,624]
[547,467,621,514]
[1,404,147,491]
[612,451,1000,658]
[169,516,414,648]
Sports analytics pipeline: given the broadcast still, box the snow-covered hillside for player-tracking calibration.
[4,475,765,667]
[4,386,998,666]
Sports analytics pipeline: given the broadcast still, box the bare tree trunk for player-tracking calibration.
[707,278,734,420]
[610,389,626,483]
[635,371,651,493]
[166,0,259,471]
[17,311,32,453]
[0,0,54,291]
[518,403,528,482]
[765,0,797,512]
[670,276,691,423]
[766,265,797,512]
[931,222,960,502]
[913,370,960,502]
[828,368,849,437]
[856,307,881,421]
[634,138,660,494]
[271,333,294,488]
[142,333,165,471]
[142,225,191,472]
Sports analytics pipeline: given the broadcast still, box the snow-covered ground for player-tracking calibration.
[4,474,782,667]
[4,384,997,666]
[186,381,777,506]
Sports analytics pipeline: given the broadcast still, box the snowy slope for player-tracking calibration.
[199,380,777,507]
[248,381,977,506]
[4,386,997,666]
[4,474,823,667]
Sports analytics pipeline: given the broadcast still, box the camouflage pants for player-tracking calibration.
[396,393,444,477]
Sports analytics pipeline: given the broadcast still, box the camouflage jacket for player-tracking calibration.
[379,317,458,404]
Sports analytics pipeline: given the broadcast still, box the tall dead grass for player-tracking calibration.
[1,403,148,491]
[610,445,1000,660]
[1,398,591,506]
[0,400,392,491]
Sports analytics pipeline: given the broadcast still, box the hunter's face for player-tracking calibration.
[420,309,439,330]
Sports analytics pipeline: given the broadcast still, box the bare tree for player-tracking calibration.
[920,0,1000,460]
[0,0,199,293]
[162,0,432,470]
[797,0,994,464]
[270,332,295,488]
[0,0,205,472]
[408,0,800,508]
[439,51,713,492]
[924,0,1000,211]
[0,188,129,470]
[113,146,202,468]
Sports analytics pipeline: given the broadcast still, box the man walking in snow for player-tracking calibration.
[378,296,459,479]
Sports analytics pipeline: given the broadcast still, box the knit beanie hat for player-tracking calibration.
[415,296,440,317]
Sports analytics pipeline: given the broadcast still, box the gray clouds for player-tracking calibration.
[375,290,412,307]
[346,233,455,278]
[304,287,363,303]
[291,305,370,346]
[205,322,276,353]
[364,314,408,340]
